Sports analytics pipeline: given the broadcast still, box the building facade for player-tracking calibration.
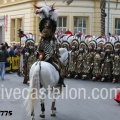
[0,0,120,45]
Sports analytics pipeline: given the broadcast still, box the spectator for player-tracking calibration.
[8,46,15,57]
[0,43,3,46]
[5,42,9,49]
[8,46,15,73]
[0,44,1,51]
[0,45,9,80]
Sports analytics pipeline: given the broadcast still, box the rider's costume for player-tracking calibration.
[35,4,65,87]
[22,34,36,84]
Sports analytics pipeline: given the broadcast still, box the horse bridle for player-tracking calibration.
[62,52,70,69]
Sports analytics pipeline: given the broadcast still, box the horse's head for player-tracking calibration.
[59,48,70,67]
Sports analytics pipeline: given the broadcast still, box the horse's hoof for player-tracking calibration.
[54,107,56,111]
[40,114,45,118]
[51,113,56,117]
[31,113,34,116]
[31,117,35,120]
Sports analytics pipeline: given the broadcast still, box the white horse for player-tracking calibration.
[24,48,69,120]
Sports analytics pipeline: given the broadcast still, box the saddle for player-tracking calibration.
[47,57,61,75]
[37,51,64,75]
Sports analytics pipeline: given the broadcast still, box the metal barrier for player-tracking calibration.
[6,56,20,71]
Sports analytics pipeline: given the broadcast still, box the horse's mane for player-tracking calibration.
[59,48,68,55]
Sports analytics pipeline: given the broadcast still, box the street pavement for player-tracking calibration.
[0,73,120,120]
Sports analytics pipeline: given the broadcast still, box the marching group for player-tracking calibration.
[17,31,120,85]
[59,35,120,83]
[1,32,120,85]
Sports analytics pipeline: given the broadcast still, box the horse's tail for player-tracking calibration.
[24,61,40,115]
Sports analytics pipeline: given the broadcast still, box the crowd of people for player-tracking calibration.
[0,42,26,80]
[1,33,120,85]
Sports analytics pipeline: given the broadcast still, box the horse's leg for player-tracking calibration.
[51,98,56,117]
[39,97,45,118]
[51,86,62,117]
[31,109,35,120]
[40,103,45,118]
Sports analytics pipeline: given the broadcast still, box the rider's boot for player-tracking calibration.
[50,57,66,87]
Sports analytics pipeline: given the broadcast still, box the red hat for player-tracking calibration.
[65,30,72,35]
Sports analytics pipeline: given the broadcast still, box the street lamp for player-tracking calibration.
[18,29,24,47]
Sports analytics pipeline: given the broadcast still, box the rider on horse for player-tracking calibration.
[35,4,65,87]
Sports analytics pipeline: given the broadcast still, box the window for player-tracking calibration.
[17,18,22,30]
[115,18,120,34]
[74,17,87,34]
[57,17,67,33]
[11,19,15,42]
[10,18,23,42]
